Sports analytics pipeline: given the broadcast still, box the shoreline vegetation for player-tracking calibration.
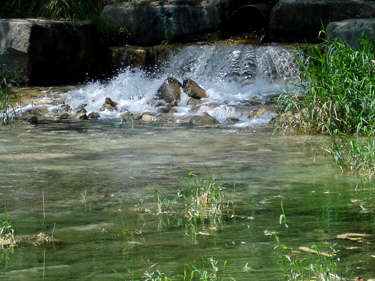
[275,33,375,178]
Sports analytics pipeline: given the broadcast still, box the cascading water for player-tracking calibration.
[61,43,300,126]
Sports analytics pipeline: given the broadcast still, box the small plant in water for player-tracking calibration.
[273,232,343,281]
[0,207,14,244]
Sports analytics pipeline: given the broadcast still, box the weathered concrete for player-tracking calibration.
[326,19,375,49]
[103,0,227,46]
[110,44,181,73]
[0,19,110,86]
[269,0,375,43]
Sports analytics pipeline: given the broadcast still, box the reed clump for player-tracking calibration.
[276,34,375,177]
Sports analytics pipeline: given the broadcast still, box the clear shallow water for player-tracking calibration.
[0,121,374,280]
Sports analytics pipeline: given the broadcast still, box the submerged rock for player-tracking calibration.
[142,112,158,122]
[27,116,38,124]
[189,112,220,126]
[88,112,100,120]
[22,107,51,121]
[157,106,177,114]
[75,112,88,120]
[183,78,208,99]
[157,77,182,104]
[59,113,70,119]
[120,111,134,119]
[52,104,72,114]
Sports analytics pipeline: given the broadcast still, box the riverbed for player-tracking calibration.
[0,120,374,280]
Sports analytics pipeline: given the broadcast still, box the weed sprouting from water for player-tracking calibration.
[279,199,288,229]
[273,232,343,281]
[152,169,235,238]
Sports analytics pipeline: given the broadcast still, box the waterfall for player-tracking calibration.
[63,43,300,126]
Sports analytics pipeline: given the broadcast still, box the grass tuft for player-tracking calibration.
[276,33,375,177]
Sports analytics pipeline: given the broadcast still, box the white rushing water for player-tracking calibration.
[62,43,300,126]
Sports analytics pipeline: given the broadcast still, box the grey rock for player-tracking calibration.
[189,112,220,126]
[75,112,88,120]
[157,77,182,103]
[103,0,224,46]
[269,0,375,43]
[183,78,208,99]
[88,112,101,120]
[59,113,70,119]
[326,19,375,49]
[100,97,118,112]
[0,19,109,86]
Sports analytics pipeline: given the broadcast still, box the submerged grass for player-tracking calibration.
[276,33,375,176]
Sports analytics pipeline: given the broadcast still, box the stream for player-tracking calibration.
[0,41,375,280]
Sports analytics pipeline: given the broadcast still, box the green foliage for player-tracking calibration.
[112,258,235,281]
[0,52,18,125]
[0,0,104,20]
[161,29,175,45]
[276,33,375,176]
[278,34,375,135]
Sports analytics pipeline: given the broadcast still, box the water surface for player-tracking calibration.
[0,121,374,280]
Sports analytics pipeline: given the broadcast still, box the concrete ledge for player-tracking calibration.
[0,19,110,86]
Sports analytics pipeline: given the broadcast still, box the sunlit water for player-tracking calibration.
[1,42,374,280]
[0,121,374,280]
[19,43,301,127]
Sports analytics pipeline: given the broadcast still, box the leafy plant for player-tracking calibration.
[161,29,175,45]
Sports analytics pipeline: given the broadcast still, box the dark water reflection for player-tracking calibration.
[0,121,374,280]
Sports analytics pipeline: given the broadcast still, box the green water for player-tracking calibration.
[0,121,374,280]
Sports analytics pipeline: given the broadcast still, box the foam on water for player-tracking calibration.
[62,43,300,126]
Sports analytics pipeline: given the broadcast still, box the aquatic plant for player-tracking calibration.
[112,258,236,281]
[0,52,18,125]
[0,207,13,241]
[276,33,375,176]
[273,232,343,281]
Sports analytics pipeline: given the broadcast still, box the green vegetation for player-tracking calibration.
[0,0,106,20]
[273,233,343,281]
[276,34,375,176]
[0,52,18,125]
[113,258,233,281]
[0,0,130,43]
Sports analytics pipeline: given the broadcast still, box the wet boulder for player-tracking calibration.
[120,111,134,119]
[142,112,158,122]
[269,0,375,43]
[157,77,182,104]
[75,112,88,120]
[59,113,70,119]
[183,78,208,99]
[189,112,220,126]
[88,112,101,120]
[100,97,118,112]
[22,107,51,121]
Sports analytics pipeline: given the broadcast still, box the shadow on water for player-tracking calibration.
[0,120,374,280]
